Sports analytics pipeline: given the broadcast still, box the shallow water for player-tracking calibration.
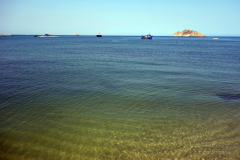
[0,36,240,159]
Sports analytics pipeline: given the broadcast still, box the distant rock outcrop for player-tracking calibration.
[172,29,205,37]
[0,34,13,36]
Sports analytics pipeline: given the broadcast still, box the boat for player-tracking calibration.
[96,32,102,37]
[45,32,51,36]
[34,35,59,37]
[212,38,219,39]
[141,33,153,39]
[73,33,79,36]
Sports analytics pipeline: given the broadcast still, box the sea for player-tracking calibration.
[0,35,240,159]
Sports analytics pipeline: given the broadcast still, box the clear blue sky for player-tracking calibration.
[1,0,240,36]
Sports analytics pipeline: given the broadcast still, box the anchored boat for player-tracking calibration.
[96,32,102,37]
[141,33,153,39]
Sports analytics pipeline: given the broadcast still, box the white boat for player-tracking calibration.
[212,38,219,39]
[45,32,51,36]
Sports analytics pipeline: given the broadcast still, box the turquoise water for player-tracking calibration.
[0,36,240,159]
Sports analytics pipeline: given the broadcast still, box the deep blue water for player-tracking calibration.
[0,36,240,159]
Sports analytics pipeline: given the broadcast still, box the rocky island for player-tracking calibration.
[0,34,13,36]
[172,29,205,37]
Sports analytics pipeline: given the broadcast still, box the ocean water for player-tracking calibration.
[0,36,240,159]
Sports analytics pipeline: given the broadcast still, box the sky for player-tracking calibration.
[1,0,240,36]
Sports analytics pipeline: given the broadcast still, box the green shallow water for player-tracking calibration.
[1,94,240,159]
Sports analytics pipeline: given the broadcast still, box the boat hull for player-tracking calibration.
[96,35,102,37]
[141,36,153,39]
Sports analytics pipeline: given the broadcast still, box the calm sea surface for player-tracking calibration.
[0,36,240,159]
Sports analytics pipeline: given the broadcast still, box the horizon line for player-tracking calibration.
[5,34,240,37]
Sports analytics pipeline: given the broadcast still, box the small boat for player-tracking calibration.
[73,33,79,36]
[96,32,102,37]
[141,33,153,39]
[45,32,51,36]
[212,38,219,39]
[34,35,59,37]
